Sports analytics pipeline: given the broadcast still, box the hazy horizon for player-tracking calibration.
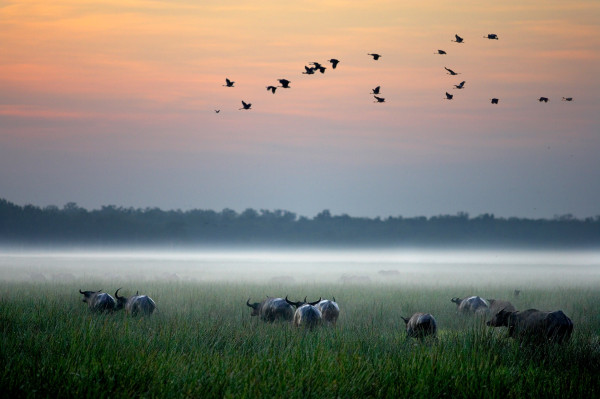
[1,1,599,219]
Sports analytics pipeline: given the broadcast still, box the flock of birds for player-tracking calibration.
[215,33,574,113]
[439,34,574,104]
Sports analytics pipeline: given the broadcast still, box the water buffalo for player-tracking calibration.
[114,288,156,316]
[487,308,573,343]
[79,289,116,312]
[317,298,340,325]
[451,296,490,315]
[401,313,437,338]
[246,297,294,322]
[285,296,322,329]
[487,299,516,317]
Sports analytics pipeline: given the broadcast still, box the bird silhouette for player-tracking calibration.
[445,92,453,100]
[309,62,326,74]
[328,59,340,69]
[491,98,499,104]
[214,109,220,113]
[454,81,466,89]
[266,86,277,94]
[239,101,252,110]
[371,86,381,95]
[368,53,382,60]
[373,95,385,103]
[562,97,573,101]
[452,34,464,43]
[223,78,235,87]
[435,50,447,55]
[445,67,460,75]
[302,66,315,75]
[538,97,549,103]
[278,79,291,88]
[484,34,499,40]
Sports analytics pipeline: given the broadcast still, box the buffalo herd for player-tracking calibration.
[245,292,573,344]
[79,287,573,344]
[79,288,156,316]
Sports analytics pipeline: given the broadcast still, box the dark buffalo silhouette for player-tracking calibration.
[317,298,340,325]
[285,296,322,329]
[79,289,116,312]
[114,288,156,316]
[246,297,294,322]
[487,299,516,317]
[451,296,490,315]
[487,308,573,343]
[401,313,437,338]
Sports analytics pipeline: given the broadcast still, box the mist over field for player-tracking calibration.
[2,248,598,288]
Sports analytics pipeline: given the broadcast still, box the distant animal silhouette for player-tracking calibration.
[310,62,326,73]
[538,97,549,103]
[266,86,277,94]
[223,78,235,87]
[452,34,464,43]
[368,53,382,60]
[435,50,447,55]
[445,67,460,75]
[239,101,252,110]
[445,92,453,100]
[278,79,291,88]
[214,109,220,113]
[491,98,499,104]
[328,59,340,69]
[562,97,573,101]
[371,86,381,95]
[373,96,385,103]
[303,66,315,75]
[454,81,466,89]
[484,34,499,40]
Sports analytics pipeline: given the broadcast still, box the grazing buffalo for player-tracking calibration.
[451,296,490,315]
[79,289,116,312]
[487,299,516,317]
[317,298,340,325]
[401,313,437,338]
[246,297,294,322]
[285,296,323,329]
[114,288,156,316]
[487,308,573,343]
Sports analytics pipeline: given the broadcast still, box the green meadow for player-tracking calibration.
[1,275,600,398]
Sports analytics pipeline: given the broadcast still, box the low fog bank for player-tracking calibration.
[1,247,598,288]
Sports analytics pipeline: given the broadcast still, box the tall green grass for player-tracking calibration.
[1,281,599,398]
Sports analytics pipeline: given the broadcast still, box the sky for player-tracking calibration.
[1,0,599,219]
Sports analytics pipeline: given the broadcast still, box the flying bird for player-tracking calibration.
[371,86,381,95]
[435,50,447,55]
[454,81,466,89]
[368,53,382,60]
[491,98,499,104]
[445,67,460,75]
[538,97,549,103]
[445,92,453,100]
[239,101,252,110]
[266,86,277,94]
[562,97,573,101]
[373,96,385,103]
[328,59,340,69]
[302,66,316,75]
[214,109,220,113]
[484,34,499,40]
[452,34,464,43]
[223,78,235,87]
[278,79,291,88]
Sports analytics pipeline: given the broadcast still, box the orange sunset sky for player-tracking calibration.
[1,0,599,218]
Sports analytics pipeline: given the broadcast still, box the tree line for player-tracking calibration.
[0,198,599,248]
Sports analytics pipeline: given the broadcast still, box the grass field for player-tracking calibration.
[1,251,599,398]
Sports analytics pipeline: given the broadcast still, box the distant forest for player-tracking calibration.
[1,198,599,248]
